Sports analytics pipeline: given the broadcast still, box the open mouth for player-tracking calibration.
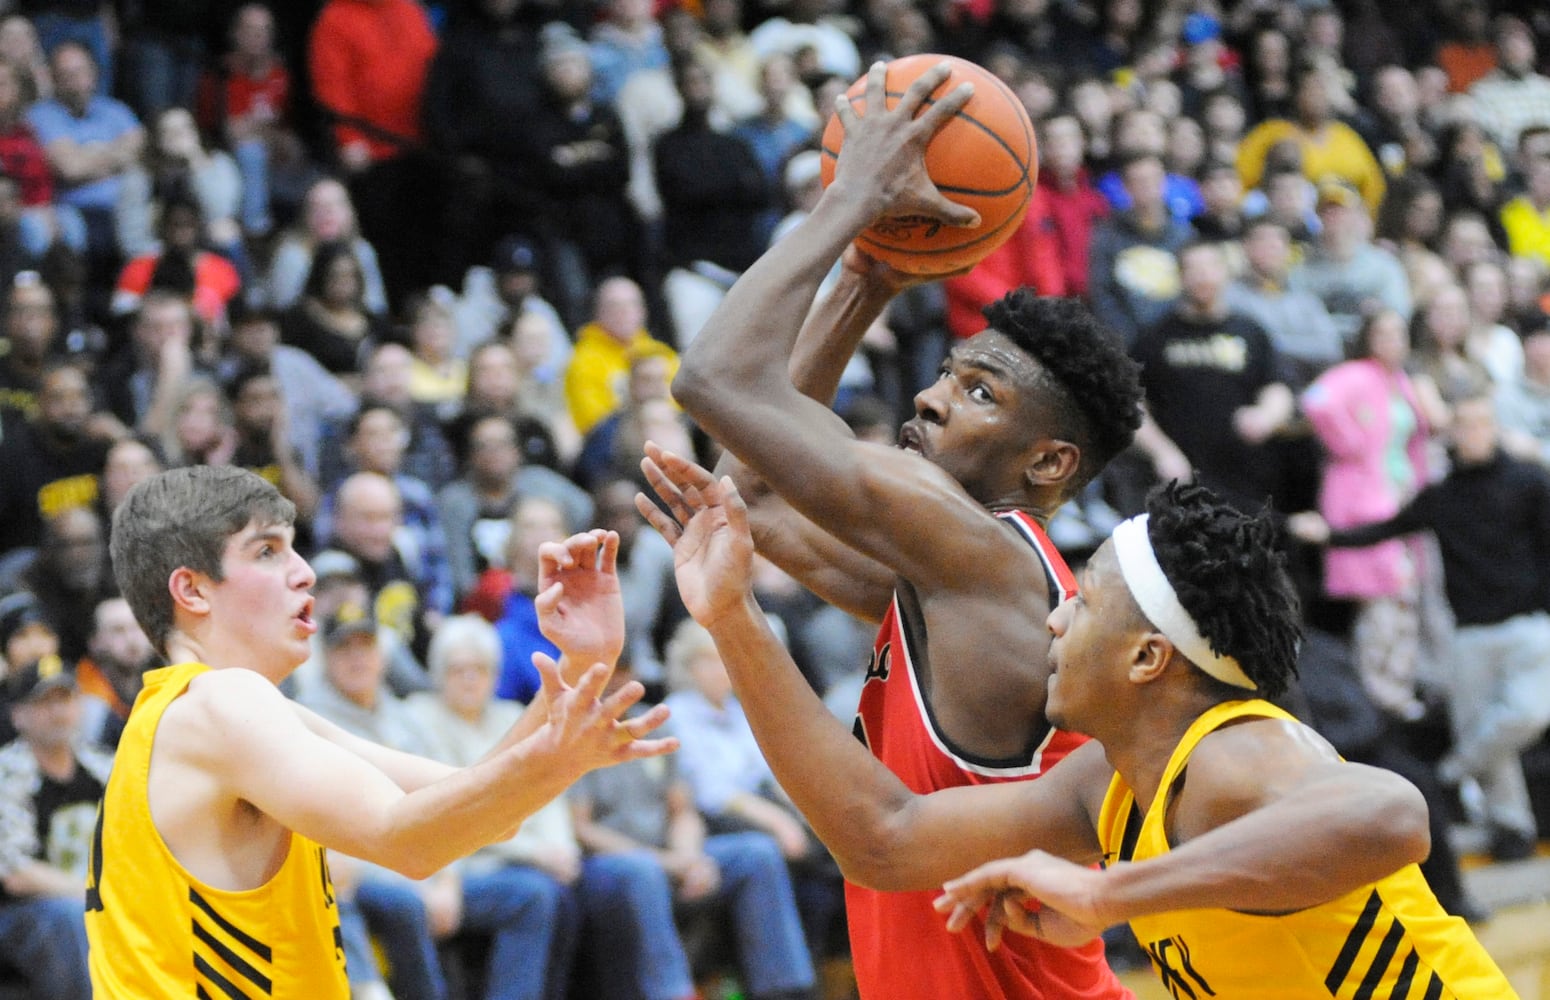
[295,599,317,634]
[898,424,925,455]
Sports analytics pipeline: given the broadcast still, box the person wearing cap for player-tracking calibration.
[1237,62,1386,218]
[0,592,59,747]
[0,591,58,679]
[449,234,573,374]
[1173,12,1246,122]
[1289,176,1412,347]
[297,599,451,1000]
[0,653,111,1000]
[638,459,1513,998]
[87,466,675,998]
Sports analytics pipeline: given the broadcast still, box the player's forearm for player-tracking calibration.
[705,591,914,881]
[674,186,877,424]
[376,741,584,878]
[1095,771,1429,924]
[788,266,895,403]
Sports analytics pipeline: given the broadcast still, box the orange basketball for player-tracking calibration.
[819,54,1037,276]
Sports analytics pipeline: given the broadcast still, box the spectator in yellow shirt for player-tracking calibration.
[1501,155,1550,267]
[563,277,678,435]
[1238,63,1386,216]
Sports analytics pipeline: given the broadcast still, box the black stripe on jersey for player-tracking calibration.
[190,889,274,962]
[1389,948,1419,999]
[1326,890,1383,993]
[1419,972,1444,1000]
[1117,801,1143,864]
[197,986,213,1000]
[194,920,274,995]
[1354,918,1407,1000]
[194,953,257,1000]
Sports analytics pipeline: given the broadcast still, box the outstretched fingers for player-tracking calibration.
[635,489,682,544]
[715,475,749,537]
[605,696,677,761]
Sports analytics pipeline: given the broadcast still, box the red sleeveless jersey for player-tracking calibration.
[848,511,1131,1000]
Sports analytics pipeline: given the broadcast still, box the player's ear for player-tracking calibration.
[1025,439,1079,488]
[1129,633,1171,685]
[167,567,212,616]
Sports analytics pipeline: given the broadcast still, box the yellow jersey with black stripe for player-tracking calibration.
[85,663,350,999]
[1097,699,1516,999]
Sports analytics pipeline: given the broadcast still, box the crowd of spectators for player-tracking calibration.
[2,0,1550,996]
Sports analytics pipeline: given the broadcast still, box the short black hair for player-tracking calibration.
[980,291,1144,494]
[1144,481,1301,698]
[227,360,274,401]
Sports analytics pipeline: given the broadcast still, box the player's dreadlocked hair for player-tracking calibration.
[1144,481,1302,698]
[981,291,1144,495]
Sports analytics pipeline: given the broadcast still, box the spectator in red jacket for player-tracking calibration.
[1036,113,1109,299]
[308,0,440,300]
[942,185,1064,340]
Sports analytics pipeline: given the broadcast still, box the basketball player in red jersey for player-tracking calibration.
[666,62,1145,998]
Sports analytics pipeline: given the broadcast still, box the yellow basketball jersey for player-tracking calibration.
[86,663,350,999]
[1097,699,1517,999]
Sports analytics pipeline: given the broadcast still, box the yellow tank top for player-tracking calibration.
[1097,699,1517,999]
[86,663,350,999]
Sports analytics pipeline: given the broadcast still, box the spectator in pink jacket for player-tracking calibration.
[1300,308,1440,720]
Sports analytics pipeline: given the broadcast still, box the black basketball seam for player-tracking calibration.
[855,191,1032,258]
[819,140,1028,198]
[937,176,1028,198]
[823,89,1030,175]
[977,69,1036,164]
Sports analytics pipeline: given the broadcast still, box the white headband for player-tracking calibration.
[1111,515,1257,690]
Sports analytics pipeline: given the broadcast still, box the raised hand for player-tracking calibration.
[635,442,756,630]
[529,652,676,772]
[535,530,624,672]
[829,60,980,230]
[933,850,1109,951]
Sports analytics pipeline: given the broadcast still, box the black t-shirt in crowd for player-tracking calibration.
[1132,307,1285,513]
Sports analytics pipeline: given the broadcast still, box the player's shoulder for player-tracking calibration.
[162,668,295,760]
[1191,713,1335,771]
[1178,714,1337,820]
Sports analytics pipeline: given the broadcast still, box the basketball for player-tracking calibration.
[818,54,1038,276]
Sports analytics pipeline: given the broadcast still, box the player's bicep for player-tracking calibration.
[196,681,413,862]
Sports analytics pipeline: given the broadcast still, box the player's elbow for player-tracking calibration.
[377,849,441,882]
[1348,771,1431,872]
[1385,779,1432,868]
[834,804,933,892]
[671,359,720,418]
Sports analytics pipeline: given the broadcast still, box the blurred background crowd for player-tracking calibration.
[2,0,1550,997]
